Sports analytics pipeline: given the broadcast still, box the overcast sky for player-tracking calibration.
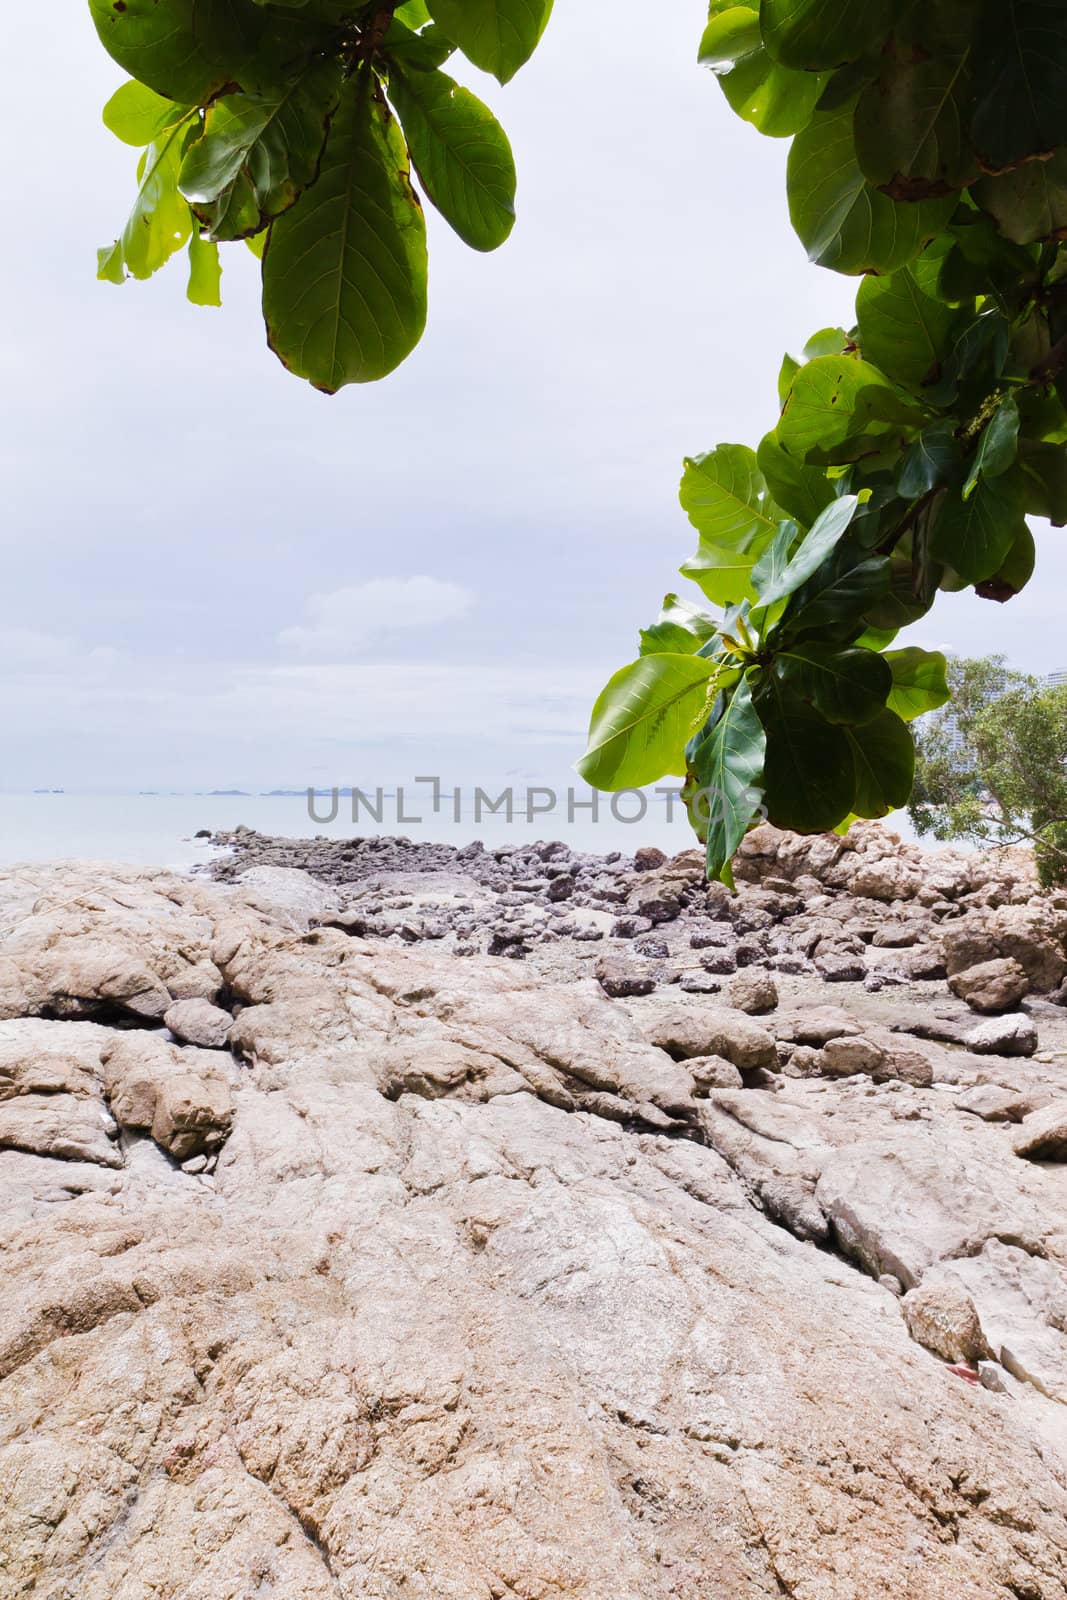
[4,2,1067,794]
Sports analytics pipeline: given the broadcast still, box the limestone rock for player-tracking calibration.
[901,1281,990,1364]
[164,997,233,1049]
[1013,1101,1067,1161]
[633,1000,777,1070]
[948,957,1030,1014]
[724,968,778,1015]
[102,1034,233,1160]
[967,1013,1039,1057]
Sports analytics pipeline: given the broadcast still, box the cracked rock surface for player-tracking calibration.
[2,844,1067,1598]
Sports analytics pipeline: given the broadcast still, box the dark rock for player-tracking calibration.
[612,916,654,940]
[634,846,668,872]
[596,958,656,999]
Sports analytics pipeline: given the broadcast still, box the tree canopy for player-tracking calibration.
[910,656,1067,886]
[89,0,1067,880]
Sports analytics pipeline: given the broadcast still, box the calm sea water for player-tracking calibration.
[0,791,726,869]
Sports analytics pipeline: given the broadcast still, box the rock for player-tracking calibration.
[893,945,948,981]
[678,972,722,994]
[633,895,681,926]
[901,1282,990,1365]
[956,1084,1033,1123]
[725,969,778,1015]
[102,1034,233,1162]
[0,1095,122,1169]
[611,915,653,939]
[967,1014,1039,1057]
[634,1001,778,1071]
[814,946,866,983]
[948,958,1030,1014]
[689,926,733,950]
[164,997,233,1049]
[687,1055,744,1091]
[1012,1102,1067,1160]
[814,1034,933,1087]
[595,959,656,999]
[633,846,667,872]
[632,937,669,959]
[547,876,574,902]
[879,1274,904,1297]
[151,1073,234,1162]
[698,948,737,975]
[776,1006,860,1047]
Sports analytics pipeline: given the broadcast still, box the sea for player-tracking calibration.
[0,790,926,872]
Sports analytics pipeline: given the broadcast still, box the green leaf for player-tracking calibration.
[760,0,892,71]
[102,80,192,147]
[1018,440,1067,526]
[388,66,516,251]
[778,354,921,466]
[753,494,859,607]
[962,394,1020,501]
[641,595,718,655]
[975,520,1036,602]
[777,539,891,639]
[688,675,767,886]
[396,0,433,23]
[179,59,342,241]
[384,16,457,70]
[187,231,222,305]
[897,423,963,498]
[854,42,977,200]
[577,655,717,789]
[753,674,856,832]
[425,0,553,84]
[883,647,949,721]
[99,122,196,282]
[700,2,827,138]
[680,444,781,548]
[931,469,1028,584]
[788,105,954,275]
[775,641,891,725]
[975,151,1067,246]
[846,708,915,817]
[681,545,760,607]
[971,0,1067,170]
[757,432,836,526]
[88,0,259,104]
[262,78,427,392]
[856,252,960,393]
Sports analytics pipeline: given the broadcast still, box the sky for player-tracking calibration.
[4,2,1067,795]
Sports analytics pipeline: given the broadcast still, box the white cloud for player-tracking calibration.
[278,578,474,659]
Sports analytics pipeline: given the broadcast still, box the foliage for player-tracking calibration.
[910,656,1067,888]
[92,0,544,389]
[582,1,1067,881]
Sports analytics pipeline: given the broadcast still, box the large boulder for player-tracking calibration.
[948,957,1030,1014]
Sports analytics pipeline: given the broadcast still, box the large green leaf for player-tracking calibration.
[756,432,836,526]
[187,231,222,305]
[753,675,856,832]
[931,469,1028,585]
[103,80,192,146]
[680,444,781,548]
[425,0,553,84]
[753,494,858,607]
[760,0,892,70]
[774,641,891,725]
[262,79,427,391]
[88,0,259,104]
[699,2,826,138]
[856,254,960,393]
[897,423,963,498]
[577,655,717,789]
[776,540,891,639]
[854,43,977,200]
[846,708,915,817]
[778,355,920,465]
[680,545,760,607]
[179,59,342,240]
[975,152,1067,246]
[388,66,516,251]
[883,647,950,721]
[788,106,954,275]
[688,675,767,886]
[98,121,196,282]
[971,0,1067,170]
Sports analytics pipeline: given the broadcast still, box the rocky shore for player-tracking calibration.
[2,822,1067,1595]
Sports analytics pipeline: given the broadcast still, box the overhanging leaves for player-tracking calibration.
[425,0,553,84]
[388,65,516,251]
[262,77,427,391]
[578,655,717,789]
[89,0,259,104]
[680,444,781,547]
[688,674,767,886]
